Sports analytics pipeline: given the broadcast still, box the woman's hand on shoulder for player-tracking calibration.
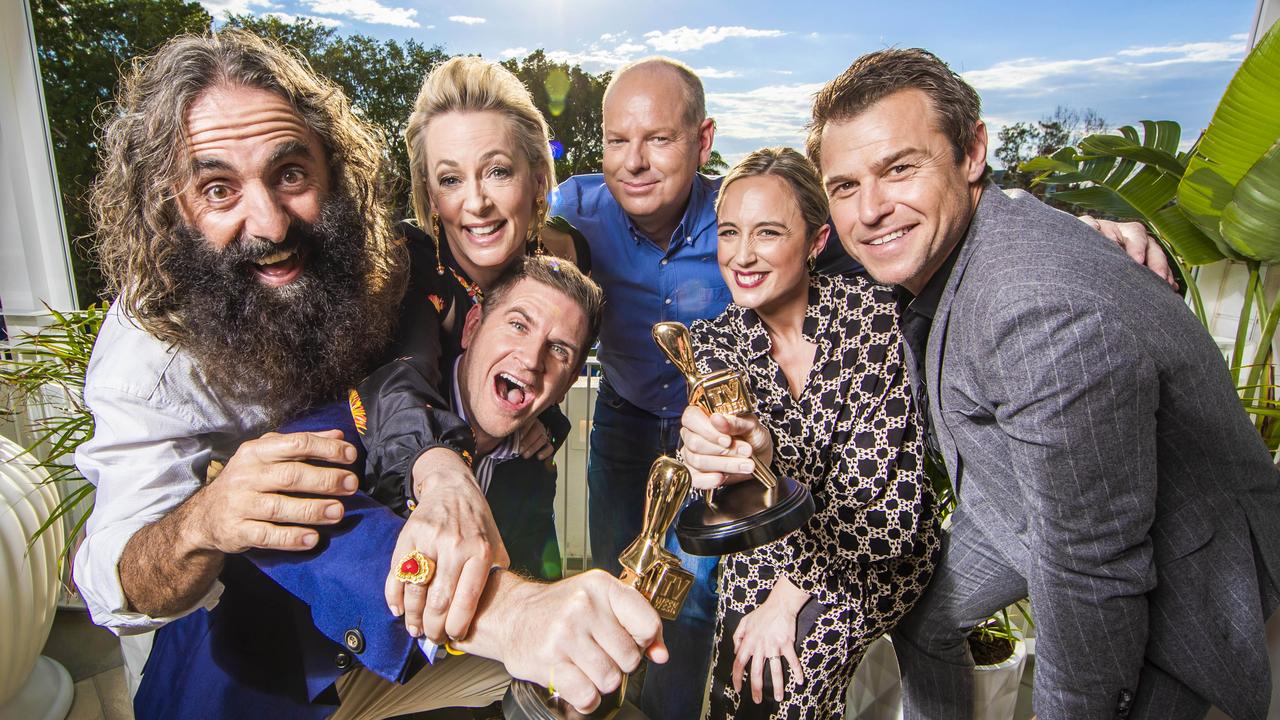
[678,405,772,490]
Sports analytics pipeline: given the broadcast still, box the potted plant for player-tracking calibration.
[0,304,104,565]
[0,305,100,719]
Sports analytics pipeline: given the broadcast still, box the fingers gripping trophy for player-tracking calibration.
[652,321,814,556]
[503,456,696,719]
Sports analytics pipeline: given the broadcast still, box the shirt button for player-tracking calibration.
[335,652,353,670]
[665,359,671,365]
[661,259,669,266]
[663,384,669,389]
[665,298,672,305]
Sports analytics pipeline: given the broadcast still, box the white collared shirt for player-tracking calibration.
[73,302,272,633]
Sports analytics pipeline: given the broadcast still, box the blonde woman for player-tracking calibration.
[363,56,591,600]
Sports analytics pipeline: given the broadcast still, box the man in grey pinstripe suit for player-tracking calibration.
[807,48,1280,719]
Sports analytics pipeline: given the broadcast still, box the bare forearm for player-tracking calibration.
[118,491,223,617]
[451,570,529,661]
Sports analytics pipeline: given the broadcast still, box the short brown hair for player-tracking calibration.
[605,56,706,131]
[482,255,604,358]
[91,30,399,343]
[404,56,555,233]
[715,147,829,240]
[806,48,984,172]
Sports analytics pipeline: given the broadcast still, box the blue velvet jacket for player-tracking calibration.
[135,405,424,720]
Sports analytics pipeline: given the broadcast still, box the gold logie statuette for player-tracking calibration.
[617,456,695,621]
[651,322,779,494]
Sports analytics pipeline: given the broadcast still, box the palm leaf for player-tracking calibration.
[1178,22,1280,258]
[1219,142,1280,260]
[1149,205,1224,266]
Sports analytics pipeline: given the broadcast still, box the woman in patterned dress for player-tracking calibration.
[679,147,940,719]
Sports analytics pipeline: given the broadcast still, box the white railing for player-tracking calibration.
[551,357,601,573]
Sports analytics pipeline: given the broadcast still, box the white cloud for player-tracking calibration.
[300,0,419,27]
[546,47,635,69]
[264,11,342,26]
[643,26,785,53]
[964,36,1245,95]
[500,47,529,59]
[199,0,277,16]
[693,67,739,79]
[448,15,487,25]
[1116,39,1244,64]
[707,83,823,145]
[544,36,650,70]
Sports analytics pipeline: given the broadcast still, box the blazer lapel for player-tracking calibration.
[926,186,999,493]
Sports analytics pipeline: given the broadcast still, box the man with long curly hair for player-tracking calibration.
[73,31,664,718]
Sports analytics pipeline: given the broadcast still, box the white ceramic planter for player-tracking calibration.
[0,434,72,720]
[973,638,1027,720]
[847,634,1027,720]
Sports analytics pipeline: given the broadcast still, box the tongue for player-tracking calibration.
[506,385,526,406]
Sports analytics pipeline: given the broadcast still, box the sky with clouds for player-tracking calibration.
[198,0,1261,167]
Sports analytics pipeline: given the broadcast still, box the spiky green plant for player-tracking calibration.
[1,303,104,562]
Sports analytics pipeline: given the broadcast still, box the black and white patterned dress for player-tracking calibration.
[690,273,940,719]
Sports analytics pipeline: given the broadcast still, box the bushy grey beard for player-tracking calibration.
[164,194,398,423]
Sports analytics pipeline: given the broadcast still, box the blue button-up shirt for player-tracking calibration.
[553,173,730,418]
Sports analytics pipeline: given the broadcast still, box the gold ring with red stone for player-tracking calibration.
[395,550,435,586]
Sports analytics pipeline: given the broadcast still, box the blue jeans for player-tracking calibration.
[588,379,719,720]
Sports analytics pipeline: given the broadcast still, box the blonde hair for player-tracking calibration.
[90,30,400,343]
[404,56,555,233]
[715,147,830,239]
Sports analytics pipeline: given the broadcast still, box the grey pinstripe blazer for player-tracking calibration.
[924,186,1280,719]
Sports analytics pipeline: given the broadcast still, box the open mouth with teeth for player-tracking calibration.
[465,220,508,241]
[867,226,912,247]
[251,247,307,286]
[733,270,768,289]
[494,371,536,412]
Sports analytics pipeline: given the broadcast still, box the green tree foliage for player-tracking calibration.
[701,149,729,176]
[995,106,1109,191]
[30,0,213,306]
[501,50,610,179]
[225,15,448,222]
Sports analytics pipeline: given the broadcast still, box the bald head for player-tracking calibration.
[604,56,706,131]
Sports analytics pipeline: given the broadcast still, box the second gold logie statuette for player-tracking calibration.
[617,455,694,620]
[501,456,694,720]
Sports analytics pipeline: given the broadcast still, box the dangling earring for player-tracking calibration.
[806,254,817,272]
[430,211,445,275]
[528,195,548,256]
